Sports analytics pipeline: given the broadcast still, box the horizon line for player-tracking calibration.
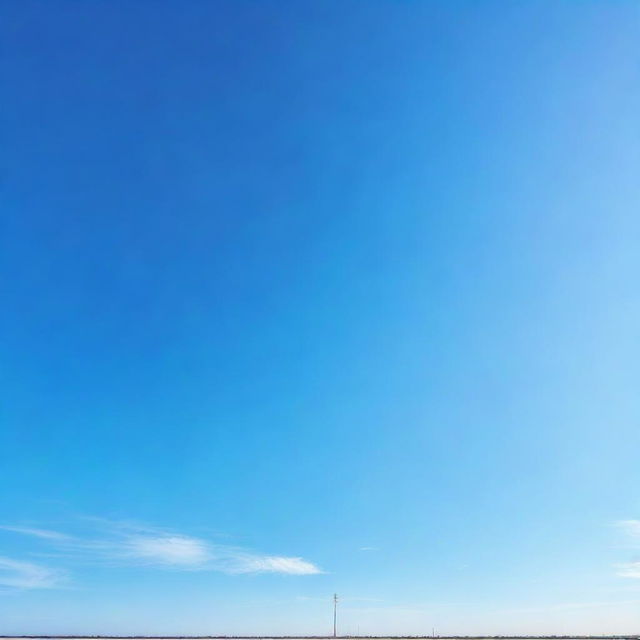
[0,634,640,640]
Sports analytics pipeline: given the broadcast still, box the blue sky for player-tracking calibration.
[1,0,640,635]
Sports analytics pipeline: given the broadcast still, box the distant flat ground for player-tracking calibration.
[5,635,640,640]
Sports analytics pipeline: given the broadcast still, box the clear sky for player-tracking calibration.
[1,0,640,635]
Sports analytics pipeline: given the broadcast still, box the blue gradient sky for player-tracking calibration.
[1,0,640,635]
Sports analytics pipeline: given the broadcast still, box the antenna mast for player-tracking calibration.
[333,593,338,637]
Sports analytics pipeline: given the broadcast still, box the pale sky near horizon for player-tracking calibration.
[1,0,640,635]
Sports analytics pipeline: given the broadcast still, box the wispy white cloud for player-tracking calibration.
[0,525,71,541]
[121,534,212,567]
[1,520,322,576]
[107,524,323,575]
[0,556,63,589]
[615,519,640,540]
[616,562,640,579]
[359,546,378,552]
[230,554,321,575]
[613,520,640,579]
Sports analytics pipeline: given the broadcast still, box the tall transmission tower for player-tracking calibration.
[333,593,338,637]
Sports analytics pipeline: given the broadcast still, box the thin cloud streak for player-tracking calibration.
[0,556,63,589]
[0,525,71,541]
[615,519,640,540]
[616,562,640,579]
[613,519,640,579]
[122,534,212,567]
[2,520,323,576]
[229,554,321,575]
